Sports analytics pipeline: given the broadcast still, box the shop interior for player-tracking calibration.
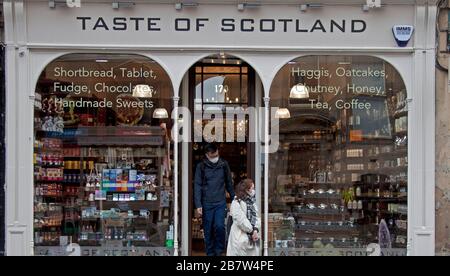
[32,53,409,256]
[268,56,408,255]
[188,55,257,255]
[33,54,175,256]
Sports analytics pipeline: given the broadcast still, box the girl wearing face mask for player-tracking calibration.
[227,179,261,256]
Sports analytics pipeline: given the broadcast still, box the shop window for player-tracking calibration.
[268,56,408,256]
[33,54,174,256]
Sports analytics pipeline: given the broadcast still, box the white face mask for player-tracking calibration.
[208,156,219,164]
[248,189,256,197]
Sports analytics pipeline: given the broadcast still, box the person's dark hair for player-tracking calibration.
[235,179,255,200]
[204,143,218,154]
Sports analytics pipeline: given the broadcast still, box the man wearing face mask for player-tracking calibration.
[194,143,235,256]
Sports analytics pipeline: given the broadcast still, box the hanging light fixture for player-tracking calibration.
[275,108,291,119]
[133,85,154,98]
[290,84,310,99]
[153,108,169,119]
[276,85,292,119]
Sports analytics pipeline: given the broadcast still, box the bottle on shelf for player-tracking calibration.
[347,200,353,210]
[114,228,119,240]
[166,223,174,248]
[358,200,363,210]
[352,200,358,210]
[389,184,395,198]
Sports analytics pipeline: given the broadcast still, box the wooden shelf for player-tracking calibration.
[99,201,161,211]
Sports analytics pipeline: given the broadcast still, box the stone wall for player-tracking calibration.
[436,3,450,256]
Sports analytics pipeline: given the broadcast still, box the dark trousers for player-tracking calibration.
[203,201,227,256]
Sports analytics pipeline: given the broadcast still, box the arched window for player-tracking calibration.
[268,56,408,256]
[33,54,175,256]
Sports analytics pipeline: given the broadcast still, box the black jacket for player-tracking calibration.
[194,158,235,208]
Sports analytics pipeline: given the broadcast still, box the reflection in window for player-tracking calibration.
[33,54,174,256]
[269,56,408,256]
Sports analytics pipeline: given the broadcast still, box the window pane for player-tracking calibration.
[269,56,408,256]
[203,66,241,74]
[33,54,174,256]
[198,74,243,104]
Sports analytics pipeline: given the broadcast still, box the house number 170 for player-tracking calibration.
[215,85,229,94]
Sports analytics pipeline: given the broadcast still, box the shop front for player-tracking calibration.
[3,0,437,256]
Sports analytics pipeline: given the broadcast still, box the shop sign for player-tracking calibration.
[26,2,415,48]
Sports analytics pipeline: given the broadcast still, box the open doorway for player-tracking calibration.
[187,55,257,256]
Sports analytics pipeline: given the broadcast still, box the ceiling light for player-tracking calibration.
[290,84,310,99]
[275,108,291,119]
[153,108,169,119]
[133,85,154,98]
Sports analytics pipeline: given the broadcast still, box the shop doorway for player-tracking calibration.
[187,55,257,256]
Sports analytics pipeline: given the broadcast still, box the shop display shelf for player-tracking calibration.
[377,149,407,157]
[292,209,343,215]
[305,183,352,188]
[35,179,65,182]
[342,139,394,146]
[78,240,102,246]
[33,211,49,216]
[136,169,159,173]
[36,193,64,197]
[122,240,152,246]
[393,228,408,233]
[62,206,80,210]
[364,209,408,216]
[62,181,83,185]
[295,223,356,232]
[374,166,408,174]
[63,156,95,159]
[81,217,102,221]
[353,182,408,187]
[355,196,407,202]
[34,148,63,153]
[35,164,65,168]
[300,194,342,200]
[63,193,81,198]
[34,242,61,247]
[306,182,338,185]
[35,130,65,136]
[367,224,408,235]
[34,225,63,230]
[291,213,352,221]
[100,200,161,211]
